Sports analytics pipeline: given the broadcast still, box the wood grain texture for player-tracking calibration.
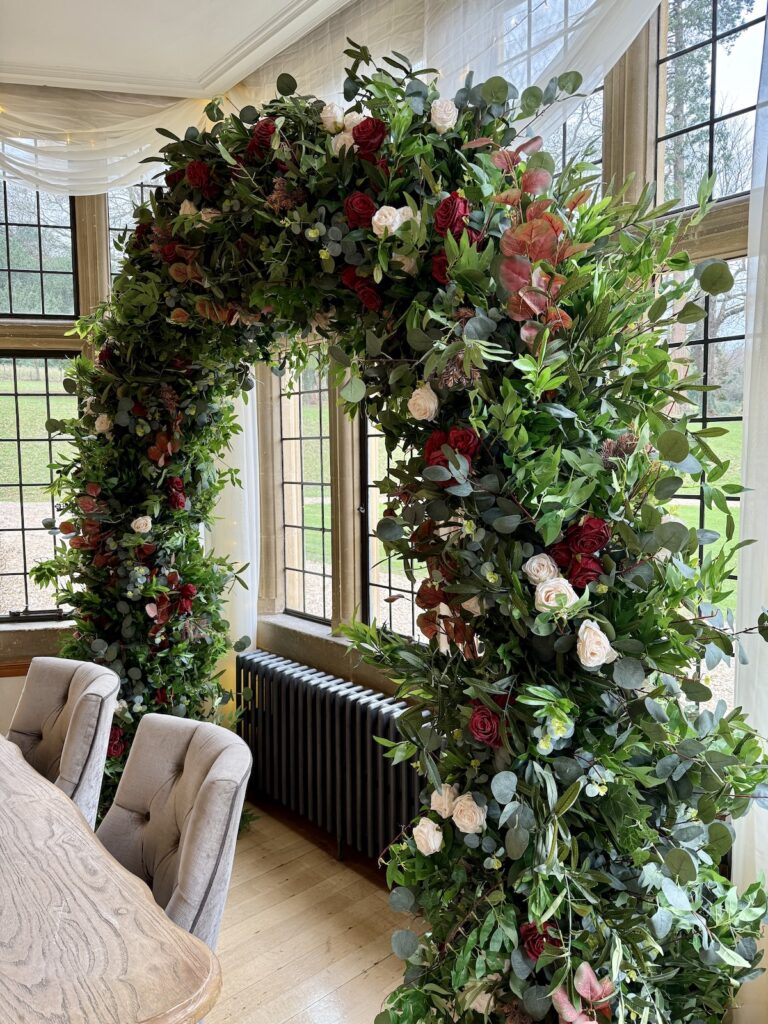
[0,735,221,1024]
[208,804,403,1024]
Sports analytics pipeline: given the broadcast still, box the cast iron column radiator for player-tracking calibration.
[236,650,421,860]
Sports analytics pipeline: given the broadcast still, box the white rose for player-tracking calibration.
[94,414,113,434]
[430,783,459,819]
[396,206,419,228]
[130,516,152,534]
[343,111,366,131]
[534,577,578,613]
[332,131,355,155]
[413,817,443,855]
[452,792,487,834]
[407,383,439,421]
[371,205,402,238]
[200,207,222,223]
[179,199,198,216]
[522,553,560,585]
[320,102,344,133]
[576,619,618,668]
[430,98,459,135]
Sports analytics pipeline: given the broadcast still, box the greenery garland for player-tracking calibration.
[35,42,768,1024]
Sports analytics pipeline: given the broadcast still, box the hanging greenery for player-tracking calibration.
[34,41,768,1024]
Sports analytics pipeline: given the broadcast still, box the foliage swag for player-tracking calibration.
[35,42,768,1024]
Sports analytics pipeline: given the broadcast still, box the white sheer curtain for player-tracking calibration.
[733,24,768,1024]
[2,0,660,195]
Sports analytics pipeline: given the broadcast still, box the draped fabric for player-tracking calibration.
[733,25,768,1024]
[1,0,660,195]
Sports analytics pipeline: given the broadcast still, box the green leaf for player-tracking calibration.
[677,301,707,324]
[707,821,733,861]
[661,877,691,912]
[519,86,543,116]
[343,77,359,101]
[491,771,518,803]
[557,71,583,94]
[493,515,521,534]
[328,344,351,367]
[340,376,366,403]
[391,929,419,959]
[613,657,646,690]
[276,73,298,96]
[233,635,250,652]
[376,518,403,542]
[657,430,689,463]
[698,259,734,295]
[481,76,509,105]
[553,779,582,816]
[655,475,683,501]
[505,823,530,859]
[389,886,416,913]
[651,907,673,940]
[664,847,697,884]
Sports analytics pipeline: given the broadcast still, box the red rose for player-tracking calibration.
[180,583,197,599]
[447,426,481,459]
[415,579,447,610]
[165,168,184,188]
[566,516,611,555]
[548,541,572,569]
[354,278,382,311]
[155,688,169,705]
[352,117,388,154]
[424,430,449,470]
[568,554,603,589]
[78,496,97,513]
[341,265,358,289]
[520,922,561,963]
[468,700,502,748]
[168,476,184,492]
[434,191,470,238]
[185,160,210,189]
[168,491,186,510]
[344,191,377,229]
[107,726,125,759]
[431,251,449,284]
[159,242,178,264]
[247,118,277,160]
[133,222,152,246]
[85,482,101,497]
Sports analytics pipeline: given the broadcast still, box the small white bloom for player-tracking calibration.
[371,205,402,238]
[343,111,366,131]
[130,516,153,534]
[200,207,222,223]
[179,199,198,216]
[534,576,578,613]
[430,98,459,135]
[452,792,487,834]
[94,413,113,434]
[320,102,344,133]
[407,382,440,421]
[576,619,618,668]
[332,131,355,155]
[430,783,459,819]
[522,553,560,586]
[413,817,443,855]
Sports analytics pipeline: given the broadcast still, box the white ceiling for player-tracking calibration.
[0,0,351,97]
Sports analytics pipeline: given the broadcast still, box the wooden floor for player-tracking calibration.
[208,803,404,1024]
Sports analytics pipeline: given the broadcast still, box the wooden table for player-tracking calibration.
[0,735,221,1023]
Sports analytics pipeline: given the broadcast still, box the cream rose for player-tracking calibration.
[320,102,344,133]
[200,207,222,223]
[332,131,355,155]
[534,577,578,613]
[452,792,487,834]
[576,619,618,668]
[392,254,418,275]
[522,553,560,585]
[179,199,198,216]
[371,205,402,238]
[430,783,459,819]
[430,98,459,135]
[130,515,152,534]
[407,382,439,421]
[413,817,443,855]
[397,206,419,228]
[94,413,113,434]
[343,111,366,131]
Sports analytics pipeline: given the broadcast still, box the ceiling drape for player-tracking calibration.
[0,0,660,195]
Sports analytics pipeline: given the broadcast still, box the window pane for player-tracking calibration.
[713,111,755,198]
[657,126,710,207]
[717,0,767,34]
[107,182,155,281]
[665,0,713,52]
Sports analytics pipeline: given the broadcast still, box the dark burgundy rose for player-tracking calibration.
[566,515,612,555]
[107,726,125,759]
[520,922,561,963]
[352,117,388,154]
[168,490,186,510]
[133,222,152,246]
[354,278,382,311]
[424,430,449,470]
[465,226,485,247]
[434,191,470,238]
[431,250,449,284]
[415,579,447,610]
[155,687,169,705]
[180,583,197,600]
[568,554,603,589]
[344,191,377,229]
[168,476,184,492]
[341,265,358,289]
[468,700,502,748]
[185,160,210,189]
[247,117,277,160]
[548,541,572,569]
[165,168,184,188]
[447,426,481,459]
[159,242,178,264]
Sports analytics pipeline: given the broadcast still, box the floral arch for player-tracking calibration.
[36,43,768,1024]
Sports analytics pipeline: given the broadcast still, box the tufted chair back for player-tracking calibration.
[7,656,119,827]
[96,713,252,951]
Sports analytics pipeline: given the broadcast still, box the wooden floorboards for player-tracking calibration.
[208,803,403,1024]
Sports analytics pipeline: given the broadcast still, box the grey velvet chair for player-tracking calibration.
[96,713,252,951]
[7,656,119,828]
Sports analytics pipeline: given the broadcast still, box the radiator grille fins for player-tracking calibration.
[236,650,421,860]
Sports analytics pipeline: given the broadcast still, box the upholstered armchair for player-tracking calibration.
[7,656,119,828]
[96,713,252,951]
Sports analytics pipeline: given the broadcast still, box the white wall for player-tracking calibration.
[0,676,24,734]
